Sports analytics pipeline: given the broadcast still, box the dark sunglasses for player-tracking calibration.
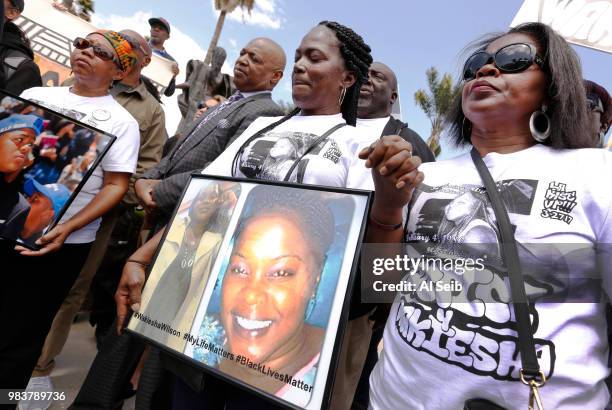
[72,37,119,66]
[463,43,544,81]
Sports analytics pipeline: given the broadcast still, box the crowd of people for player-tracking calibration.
[1,0,612,409]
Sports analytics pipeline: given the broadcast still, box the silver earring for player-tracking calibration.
[304,295,316,320]
[529,104,551,142]
[338,87,346,106]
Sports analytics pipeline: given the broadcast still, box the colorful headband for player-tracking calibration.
[90,30,138,72]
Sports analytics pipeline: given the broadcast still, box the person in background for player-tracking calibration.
[583,79,611,148]
[28,29,168,396]
[0,0,42,94]
[350,60,435,410]
[148,16,179,97]
[0,29,140,408]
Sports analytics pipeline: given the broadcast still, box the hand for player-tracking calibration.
[171,63,179,77]
[115,260,147,334]
[15,223,73,256]
[358,135,424,212]
[135,179,160,213]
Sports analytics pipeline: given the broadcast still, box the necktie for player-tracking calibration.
[175,92,245,155]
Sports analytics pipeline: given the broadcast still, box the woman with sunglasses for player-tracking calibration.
[0,30,140,392]
[366,22,612,409]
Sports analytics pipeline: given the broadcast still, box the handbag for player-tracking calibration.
[465,148,547,410]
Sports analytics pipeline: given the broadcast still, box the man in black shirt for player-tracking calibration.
[350,61,435,409]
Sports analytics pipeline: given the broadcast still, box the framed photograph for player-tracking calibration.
[0,89,116,249]
[127,175,371,409]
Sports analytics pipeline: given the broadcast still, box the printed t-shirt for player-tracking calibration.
[369,144,612,409]
[203,113,367,187]
[20,86,140,243]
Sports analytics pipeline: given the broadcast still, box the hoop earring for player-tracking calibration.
[529,104,551,142]
[338,87,347,107]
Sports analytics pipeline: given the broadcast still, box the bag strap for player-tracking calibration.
[470,148,544,382]
[282,123,346,182]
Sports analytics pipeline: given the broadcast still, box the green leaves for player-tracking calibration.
[414,67,461,157]
[214,0,255,14]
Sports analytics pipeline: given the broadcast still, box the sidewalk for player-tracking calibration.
[46,315,135,410]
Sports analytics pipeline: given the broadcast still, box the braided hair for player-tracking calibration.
[319,20,373,126]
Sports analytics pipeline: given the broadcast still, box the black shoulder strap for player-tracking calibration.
[470,148,542,381]
[381,117,407,137]
[282,123,346,182]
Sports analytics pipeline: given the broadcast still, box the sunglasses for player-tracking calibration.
[587,97,604,114]
[72,37,119,66]
[463,43,544,81]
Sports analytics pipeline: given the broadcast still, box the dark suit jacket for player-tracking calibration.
[143,92,283,217]
[383,117,436,164]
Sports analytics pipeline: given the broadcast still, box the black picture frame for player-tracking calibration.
[127,174,372,410]
[0,88,117,249]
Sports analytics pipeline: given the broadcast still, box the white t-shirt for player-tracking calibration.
[204,113,369,188]
[370,144,612,409]
[346,116,391,191]
[21,87,140,243]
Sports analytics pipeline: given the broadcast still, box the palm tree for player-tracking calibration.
[414,67,461,157]
[204,0,255,65]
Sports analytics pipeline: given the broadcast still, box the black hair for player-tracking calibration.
[318,20,373,126]
[447,22,593,149]
[236,185,335,267]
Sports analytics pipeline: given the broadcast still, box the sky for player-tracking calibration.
[90,0,612,159]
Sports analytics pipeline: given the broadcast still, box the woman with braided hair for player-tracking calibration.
[203,20,374,186]
[115,19,423,409]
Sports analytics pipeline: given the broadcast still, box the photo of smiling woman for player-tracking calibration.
[193,185,355,406]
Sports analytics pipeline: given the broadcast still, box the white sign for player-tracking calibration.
[511,0,612,54]
[16,0,174,89]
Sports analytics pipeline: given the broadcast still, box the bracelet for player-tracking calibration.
[127,259,151,268]
[369,215,403,231]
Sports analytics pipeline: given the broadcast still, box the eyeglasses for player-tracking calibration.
[72,37,119,66]
[463,43,544,81]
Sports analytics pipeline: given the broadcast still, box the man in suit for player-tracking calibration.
[135,37,286,226]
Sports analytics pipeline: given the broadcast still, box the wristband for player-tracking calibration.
[369,215,403,231]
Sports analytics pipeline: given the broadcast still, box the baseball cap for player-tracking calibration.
[24,179,71,218]
[148,17,171,34]
[9,0,24,13]
[0,114,43,136]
